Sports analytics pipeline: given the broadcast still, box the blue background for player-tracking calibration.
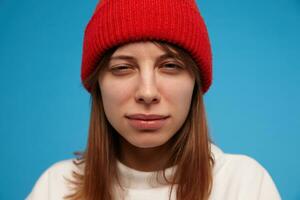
[0,0,299,199]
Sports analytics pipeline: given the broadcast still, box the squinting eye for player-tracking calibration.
[162,63,182,70]
[113,65,130,70]
[110,65,134,74]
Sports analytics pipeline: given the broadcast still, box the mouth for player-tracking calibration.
[125,114,170,130]
[125,114,169,120]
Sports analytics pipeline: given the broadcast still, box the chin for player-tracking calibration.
[130,139,169,149]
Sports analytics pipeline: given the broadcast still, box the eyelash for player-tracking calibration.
[110,62,183,73]
[162,62,183,69]
[111,65,132,71]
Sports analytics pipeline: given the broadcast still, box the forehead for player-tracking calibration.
[111,41,178,58]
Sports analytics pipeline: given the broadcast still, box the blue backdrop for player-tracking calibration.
[0,0,299,199]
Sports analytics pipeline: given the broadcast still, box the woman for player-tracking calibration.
[26,0,281,200]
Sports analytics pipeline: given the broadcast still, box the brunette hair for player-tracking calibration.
[65,41,215,200]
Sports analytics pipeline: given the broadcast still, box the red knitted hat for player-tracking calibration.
[81,0,212,94]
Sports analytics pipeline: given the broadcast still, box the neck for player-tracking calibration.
[118,136,173,172]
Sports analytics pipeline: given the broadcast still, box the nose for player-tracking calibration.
[135,72,161,105]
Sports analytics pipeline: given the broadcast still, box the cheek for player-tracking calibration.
[100,79,134,117]
[161,77,195,109]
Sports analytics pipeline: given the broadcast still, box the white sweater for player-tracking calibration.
[26,144,281,200]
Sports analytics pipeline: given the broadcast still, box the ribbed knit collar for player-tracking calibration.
[116,143,222,189]
[116,159,176,189]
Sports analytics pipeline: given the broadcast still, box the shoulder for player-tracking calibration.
[211,144,266,175]
[210,143,281,200]
[26,159,83,200]
[35,159,81,184]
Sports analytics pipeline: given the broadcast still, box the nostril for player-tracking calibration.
[137,96,159,104]
[153,98,159,102]
[135,86,161,104]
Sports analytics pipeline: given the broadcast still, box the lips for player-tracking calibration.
[126,114,169,120]
[125,114,169,130]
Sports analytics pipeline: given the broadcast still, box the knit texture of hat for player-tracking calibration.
[81,0,212,94]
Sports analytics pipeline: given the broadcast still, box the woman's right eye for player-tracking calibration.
[110,65,134,74]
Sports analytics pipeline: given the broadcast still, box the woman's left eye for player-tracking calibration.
[162,63,182,70]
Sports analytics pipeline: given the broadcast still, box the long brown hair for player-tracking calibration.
[65,41,215,200]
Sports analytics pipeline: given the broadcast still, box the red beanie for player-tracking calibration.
[81,0,212,94]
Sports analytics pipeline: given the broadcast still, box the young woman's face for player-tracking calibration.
[98,41,195,149]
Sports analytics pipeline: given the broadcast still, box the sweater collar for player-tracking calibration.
[116,143,222,189]
[116,159,176,189]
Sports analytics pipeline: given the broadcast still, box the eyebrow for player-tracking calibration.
[110,53,179,62]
